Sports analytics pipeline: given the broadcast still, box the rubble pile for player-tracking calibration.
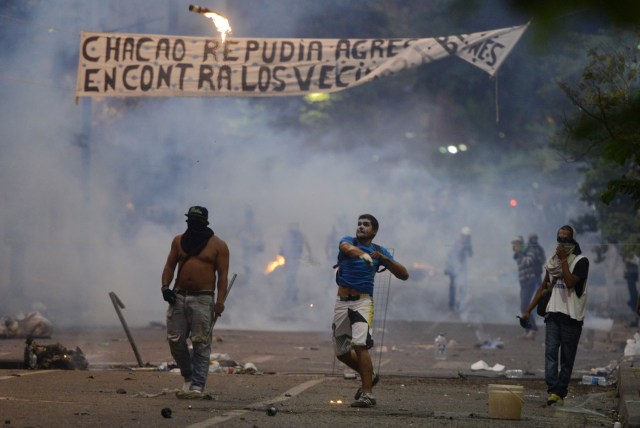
[24,337,89,370]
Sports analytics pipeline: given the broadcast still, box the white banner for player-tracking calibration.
[76,23,528,98]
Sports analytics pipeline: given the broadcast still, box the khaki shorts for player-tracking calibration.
[332,296,374,356]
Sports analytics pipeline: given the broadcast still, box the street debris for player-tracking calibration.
[477,338,504,350]
[471,360,505,372]
[590,360,619,377]
[156,352,260,375]
[161,407,172,418]
[504,369,524,378]
[24,337,88,370]
[624,333,640,361]
[580,359,619,386]
[132,391,167,398]
[267,405,278,416]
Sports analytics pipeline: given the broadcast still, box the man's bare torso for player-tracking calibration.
[175,234,222,291]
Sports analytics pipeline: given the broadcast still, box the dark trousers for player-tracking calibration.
[544,313,582,398]
[447,274,456,310]
[627,278,638,313]
[520,278,538,332]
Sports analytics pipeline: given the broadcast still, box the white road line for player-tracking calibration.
[0,370,57,381]
[186,377,326,428]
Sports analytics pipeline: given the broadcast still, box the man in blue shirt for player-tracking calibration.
[332,214,409,408]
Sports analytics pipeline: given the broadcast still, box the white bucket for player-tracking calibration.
[487,384,524,420]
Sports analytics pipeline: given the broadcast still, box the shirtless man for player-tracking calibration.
[332,214,409,408]
[161,206,230,398]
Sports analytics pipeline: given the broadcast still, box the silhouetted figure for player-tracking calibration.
[625,257,639,328]
[528,233,547,281]
[444,227,473,313]
[512,235,539,339]
[238,208,265,284]
[279,222,313,304]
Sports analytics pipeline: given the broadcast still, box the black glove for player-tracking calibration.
[162,287,177,305]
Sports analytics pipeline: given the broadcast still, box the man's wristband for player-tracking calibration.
[162,285,170,290]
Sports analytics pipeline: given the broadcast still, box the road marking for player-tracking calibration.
[0,396,77,404]
[243,355,274,363]
[186,377,326,428]
[0,370,56,381]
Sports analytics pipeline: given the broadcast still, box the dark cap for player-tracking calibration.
[185,206,208,221]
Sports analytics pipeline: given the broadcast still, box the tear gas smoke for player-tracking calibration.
[0,1,602,333]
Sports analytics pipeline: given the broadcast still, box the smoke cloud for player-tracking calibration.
[0,1,605,333]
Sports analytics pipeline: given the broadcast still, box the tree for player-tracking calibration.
[553,30,640,258]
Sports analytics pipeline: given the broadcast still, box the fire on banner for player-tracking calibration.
[75,23,528,98]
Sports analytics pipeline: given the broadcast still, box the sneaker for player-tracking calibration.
[176,389,203,399]
[546,393,564,406]
[354,373,379,400]
[351,393,376,408]
[522,331,536,340]
[182,381,192,393]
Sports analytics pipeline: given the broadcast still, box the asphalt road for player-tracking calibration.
[0,320,626,427]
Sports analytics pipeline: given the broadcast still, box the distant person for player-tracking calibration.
[332,214,409,408]
[444,227,473,313]
[279,222,314,304]
[528,233,547,281]
[521,225,589,407]
[624,257,639,327]
[237,207,265,283]
[512,236,539,340]
[161,206,230,399]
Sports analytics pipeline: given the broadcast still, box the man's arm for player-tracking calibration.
[161,237,180,305]
[339,241,366,258]
[372,251,409,281]
[214,240,230,317]
[556,246,583,289]
[161,237,179,289]
[521,271,551,320]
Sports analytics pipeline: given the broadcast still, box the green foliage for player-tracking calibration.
[553,30,640,257]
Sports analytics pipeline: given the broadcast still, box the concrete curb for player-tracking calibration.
[619,365,640,428]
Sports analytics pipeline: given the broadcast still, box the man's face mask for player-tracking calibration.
[187,218,208,231]
[557,236,575,255]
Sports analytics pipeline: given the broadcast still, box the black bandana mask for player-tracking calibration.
[181,218,214,256]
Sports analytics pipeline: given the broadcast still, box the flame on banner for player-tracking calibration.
[188,5,232,43]
[264,255,286,274]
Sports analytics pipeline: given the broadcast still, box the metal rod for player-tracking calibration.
[376,269,393,375]
[211,273,237,330]
[108,291,143,367]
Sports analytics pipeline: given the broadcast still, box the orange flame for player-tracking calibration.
[264,255,286,274]
[189,5,232,43]
[204,12,232,43]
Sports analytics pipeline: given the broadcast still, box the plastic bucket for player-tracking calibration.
[487,384,524,420]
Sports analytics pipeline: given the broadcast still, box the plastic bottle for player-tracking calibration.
[581,375,610,386]
[434,333,447,360]
[505,369,523,378]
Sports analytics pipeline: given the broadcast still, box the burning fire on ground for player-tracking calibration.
[264,255,286,274]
